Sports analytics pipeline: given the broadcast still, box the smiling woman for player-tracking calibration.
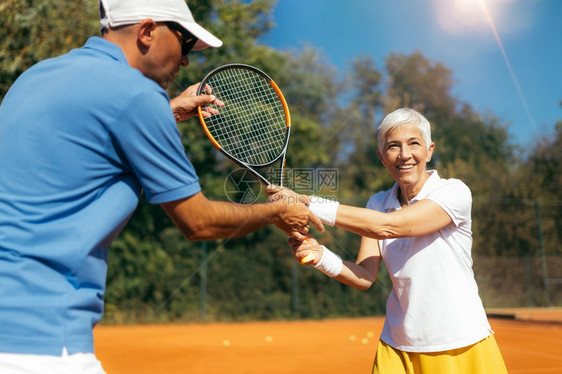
[376,109,435,205]
[270,107,509,374]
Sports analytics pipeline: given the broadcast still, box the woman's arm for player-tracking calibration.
[335,199,452,239]
[267,185,453,240]
[337,236,381,290]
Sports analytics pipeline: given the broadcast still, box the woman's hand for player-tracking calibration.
[288,236,324,266]
[266,184,310,205]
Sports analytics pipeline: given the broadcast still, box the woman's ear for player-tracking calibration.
[427,142,435,162]
[376,150,386,166]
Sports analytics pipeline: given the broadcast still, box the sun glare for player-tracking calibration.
[454,0,484,16]
[433,0,506,34]
[432,0,539,137]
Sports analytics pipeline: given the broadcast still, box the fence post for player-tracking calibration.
[200,241,207,321]
[535,200,550,307]
[291,260,299,316]
[524,253,533,306]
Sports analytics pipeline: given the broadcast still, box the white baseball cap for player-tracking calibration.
[99,0,223,51]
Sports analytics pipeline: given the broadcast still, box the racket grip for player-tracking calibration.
[300,253,315,265]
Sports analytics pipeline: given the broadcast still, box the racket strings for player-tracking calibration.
[211,71,285,162]
[202,67,287,166]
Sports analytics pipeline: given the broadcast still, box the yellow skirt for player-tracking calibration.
[372,335,508,374]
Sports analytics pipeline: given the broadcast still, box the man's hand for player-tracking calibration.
[268,187,323,240]
[170,83,224,122]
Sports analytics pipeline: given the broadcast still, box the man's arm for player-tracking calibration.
[161,192,324,241]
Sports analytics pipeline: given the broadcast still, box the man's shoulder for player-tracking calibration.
[65,37,164,97]
[64,38,169,113]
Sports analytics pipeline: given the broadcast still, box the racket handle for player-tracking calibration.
[300,238,315,264]
[300,253,315,265]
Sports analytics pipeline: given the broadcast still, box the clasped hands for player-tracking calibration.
[267,185,324,265]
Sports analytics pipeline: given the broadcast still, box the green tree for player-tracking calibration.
[105,0,284,322]
[517,120,562,256]
[384,51,457,120]
[336,55,387,194]
[0,0,98,98]
[382,52,520,258]
[6,0,556,320]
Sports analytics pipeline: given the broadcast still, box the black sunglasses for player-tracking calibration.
[165,22,198,56]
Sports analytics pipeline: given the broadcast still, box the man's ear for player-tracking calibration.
[136,19,158,52]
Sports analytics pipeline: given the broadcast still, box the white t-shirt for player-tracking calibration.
[366,170,492,352]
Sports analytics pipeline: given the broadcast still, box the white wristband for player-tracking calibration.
[314,245,343,277]
[308,196,339,226]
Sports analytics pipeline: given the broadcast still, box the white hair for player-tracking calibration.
[377,108,432,150]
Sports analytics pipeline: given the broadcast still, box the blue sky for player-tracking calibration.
[259,0,561,147]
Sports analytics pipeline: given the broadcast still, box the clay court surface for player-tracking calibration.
[95,308,562,373]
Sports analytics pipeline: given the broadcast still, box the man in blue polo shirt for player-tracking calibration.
[0,0,322,372]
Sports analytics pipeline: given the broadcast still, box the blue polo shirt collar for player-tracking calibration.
[83,36,129,65]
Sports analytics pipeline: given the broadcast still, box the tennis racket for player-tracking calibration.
[196,63,291,186]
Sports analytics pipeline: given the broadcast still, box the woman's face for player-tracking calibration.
[377,125,435,195]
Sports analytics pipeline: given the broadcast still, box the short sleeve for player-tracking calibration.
[366,193,384,211]
[112,91,201,204]
[424,179,471,227]
[366,185,399,213]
